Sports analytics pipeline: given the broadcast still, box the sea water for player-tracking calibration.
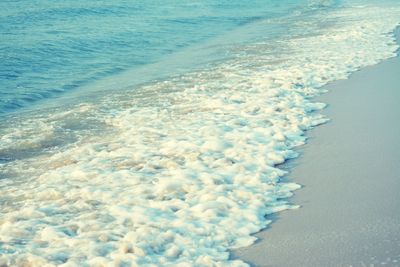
[1,0,400,266]
[0,0,309,114]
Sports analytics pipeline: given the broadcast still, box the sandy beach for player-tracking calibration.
[233,29,400,267]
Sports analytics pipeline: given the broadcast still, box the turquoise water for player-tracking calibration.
[0,0,309,114]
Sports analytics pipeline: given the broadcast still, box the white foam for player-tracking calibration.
[1,4,400,266]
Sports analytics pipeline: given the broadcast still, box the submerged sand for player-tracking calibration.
[233,29,400,267]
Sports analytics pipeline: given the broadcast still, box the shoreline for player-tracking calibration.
[232,28,400,266]
[2,4,400,265]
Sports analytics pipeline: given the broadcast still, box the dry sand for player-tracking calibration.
[232,29,400,267]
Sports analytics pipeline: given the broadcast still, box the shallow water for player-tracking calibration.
[0,0,310,114]
[1,0,400,266]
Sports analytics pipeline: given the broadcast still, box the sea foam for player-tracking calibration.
[1,4,400,267]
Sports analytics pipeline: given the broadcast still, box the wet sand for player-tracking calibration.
[233,29,400,267]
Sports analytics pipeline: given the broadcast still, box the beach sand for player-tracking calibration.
[232,29,400,267]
